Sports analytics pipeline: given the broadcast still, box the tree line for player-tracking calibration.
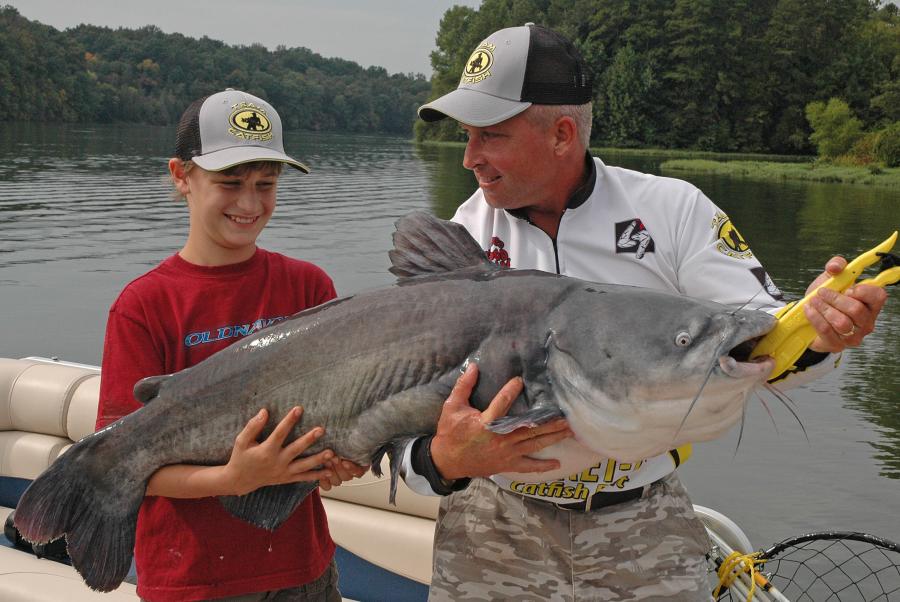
[0,6,430,134]
[417,0,900,156]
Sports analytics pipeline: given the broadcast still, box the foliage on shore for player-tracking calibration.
[417,0,900,156]
[661,159,900,187]
[0,6,430,134]
[806,98,900,167]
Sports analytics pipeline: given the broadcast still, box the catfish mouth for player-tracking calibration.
[727,337,760,363]
[720,319,776,380]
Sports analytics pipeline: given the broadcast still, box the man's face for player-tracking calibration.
[461,110,558,211]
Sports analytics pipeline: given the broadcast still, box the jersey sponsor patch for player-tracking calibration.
[711,211,754,259]
[615,218,655,259]
[486,235,511,267]
[750,266,784,301]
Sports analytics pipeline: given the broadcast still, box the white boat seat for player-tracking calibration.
[0,358,100,483]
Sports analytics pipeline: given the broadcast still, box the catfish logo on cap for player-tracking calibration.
[228,102,273,141]
[461,42,495,84]
[176,89,310,172]
[419,24,593,127]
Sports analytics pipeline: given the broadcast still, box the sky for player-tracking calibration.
[5,0,483,76]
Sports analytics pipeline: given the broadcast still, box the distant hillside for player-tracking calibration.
[418,0,900,155]
[0,6,430,134]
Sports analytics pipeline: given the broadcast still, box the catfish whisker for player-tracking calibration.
[765,383,797,408]
[764,382,808,442]
[733,402,748,458]
[754,391,779,434]
[765,380,799,409]
[674,349,720,440]
[729,284,766,315]
[675,329,732,439]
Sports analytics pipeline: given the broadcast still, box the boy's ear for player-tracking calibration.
[169,158,191,197]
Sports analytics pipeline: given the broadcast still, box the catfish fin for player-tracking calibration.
[133,375,169,404]
[219,482,318,531]
[487,406,565,434]
[371,436,417,505]
[389,211,497,278]
[14,433,141,592]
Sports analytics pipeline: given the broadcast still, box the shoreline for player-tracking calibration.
[416,141,899,188]
[661,159,900,188]
[416,140,812,163]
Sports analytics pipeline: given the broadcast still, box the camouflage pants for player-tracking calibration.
[429,474,711,602]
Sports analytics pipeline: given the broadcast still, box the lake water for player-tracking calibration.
[1,123,898,550]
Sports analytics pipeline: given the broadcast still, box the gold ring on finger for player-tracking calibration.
[839,324,858,338]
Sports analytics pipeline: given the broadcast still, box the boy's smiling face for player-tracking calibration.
[171,160,280,266]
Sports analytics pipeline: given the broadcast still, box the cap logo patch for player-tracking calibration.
[461,42,495,84]
[228,102,273,141]
[711,211,754,259]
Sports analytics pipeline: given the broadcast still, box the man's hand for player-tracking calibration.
[318,457,370,492]
[805,256,887,352]
[430,363,573,481]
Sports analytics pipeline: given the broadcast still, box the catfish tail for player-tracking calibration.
[14,433,142,592]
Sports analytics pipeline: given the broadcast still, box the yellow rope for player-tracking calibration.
[713,551,768,600]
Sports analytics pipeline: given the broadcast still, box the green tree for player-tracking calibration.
[874,122,900,167]
[805,98,864,159]
[0,7,430,133]
[600,44,657,146]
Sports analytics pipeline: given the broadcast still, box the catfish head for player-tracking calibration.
[540,284,776,464]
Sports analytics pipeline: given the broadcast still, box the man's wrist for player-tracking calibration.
[427,436,456,486]
[411,435,470,495]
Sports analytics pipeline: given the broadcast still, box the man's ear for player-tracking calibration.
[552,116,579,156]
[169,158,191,197]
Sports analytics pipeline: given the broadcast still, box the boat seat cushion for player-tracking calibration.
[0,359,99,481]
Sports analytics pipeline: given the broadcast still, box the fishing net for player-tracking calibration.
[711,531,900,601]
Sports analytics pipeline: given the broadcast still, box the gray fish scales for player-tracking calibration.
[13,211,776,591]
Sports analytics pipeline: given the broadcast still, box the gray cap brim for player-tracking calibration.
[192,145,310,173]
[418,88,531,127]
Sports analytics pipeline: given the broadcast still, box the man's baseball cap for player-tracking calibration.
[175,89,309,173]
[418,23,592,127]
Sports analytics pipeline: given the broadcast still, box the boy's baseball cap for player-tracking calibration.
[175,89,309,173]
[418,24,592,127]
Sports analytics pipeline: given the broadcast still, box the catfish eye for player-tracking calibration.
[674,332,693,347]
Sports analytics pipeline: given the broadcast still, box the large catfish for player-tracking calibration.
[14,212,776,591]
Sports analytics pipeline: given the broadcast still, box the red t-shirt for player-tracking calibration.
[97,248,337,602]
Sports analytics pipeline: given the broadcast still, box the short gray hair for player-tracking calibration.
[525,102,592,149]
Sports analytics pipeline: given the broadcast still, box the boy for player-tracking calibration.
[96,89,363,601]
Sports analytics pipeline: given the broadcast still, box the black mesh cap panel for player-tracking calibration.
[521,26,592,105]
[174,96,208,160]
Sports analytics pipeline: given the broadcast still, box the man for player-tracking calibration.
[400,24,888,601]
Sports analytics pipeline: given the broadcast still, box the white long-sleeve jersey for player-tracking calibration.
[401,157,837,503]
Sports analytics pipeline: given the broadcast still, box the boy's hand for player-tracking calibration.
[224,406,336,496]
